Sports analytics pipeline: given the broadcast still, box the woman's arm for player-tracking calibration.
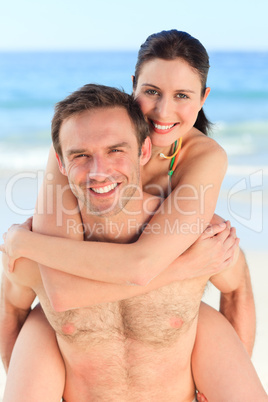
[30,145,84,301]
[4,224,236,312]
[4,140,228,285]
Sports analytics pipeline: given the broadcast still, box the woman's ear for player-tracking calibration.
[140,137,151,166]
[55,153,67,175]
[200,87,211,108]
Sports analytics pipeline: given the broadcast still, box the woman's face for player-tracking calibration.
[133,58,210,148]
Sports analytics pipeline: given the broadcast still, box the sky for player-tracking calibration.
[0,0,268,52]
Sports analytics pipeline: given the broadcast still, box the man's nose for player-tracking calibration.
[88,155,111,181]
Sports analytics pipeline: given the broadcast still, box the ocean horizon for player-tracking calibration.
[1,50,268,170]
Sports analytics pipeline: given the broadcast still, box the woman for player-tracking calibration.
[2,30,265,401]
[3,31,236,285]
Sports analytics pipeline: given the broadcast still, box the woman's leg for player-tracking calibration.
[192,302,267,402]
[3,304,65,402]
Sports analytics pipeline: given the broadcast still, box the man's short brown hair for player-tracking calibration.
[51,84,149,160]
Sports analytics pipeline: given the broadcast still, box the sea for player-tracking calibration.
[0,51,268,248]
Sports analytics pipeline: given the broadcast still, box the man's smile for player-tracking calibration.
[90,182,118,194]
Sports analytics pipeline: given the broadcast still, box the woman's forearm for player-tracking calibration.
[17,230,147,285]
[13,239,205,312]
[13,143,227,286]
[17,218,232,289]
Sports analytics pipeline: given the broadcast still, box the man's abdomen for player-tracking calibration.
[61,331,197,402]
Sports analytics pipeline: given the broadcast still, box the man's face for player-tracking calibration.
[58,107,144,217]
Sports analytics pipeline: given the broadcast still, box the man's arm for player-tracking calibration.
[210,248,255,356]
[0,254,36,371]
[208,213,256,356]
[220,250,255,356]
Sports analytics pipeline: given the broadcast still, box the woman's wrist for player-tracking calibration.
[14,229,32,259]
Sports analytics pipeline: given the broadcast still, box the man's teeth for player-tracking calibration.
[91,183,118,194]
[153,122,175,130]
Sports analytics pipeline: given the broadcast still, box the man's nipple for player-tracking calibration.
[61,323,76,335]
[169,317,184,329]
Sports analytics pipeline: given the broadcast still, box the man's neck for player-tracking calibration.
[80,192,161,244]
[80,195,146,244]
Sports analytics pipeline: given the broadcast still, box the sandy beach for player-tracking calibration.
[0,249,267,399]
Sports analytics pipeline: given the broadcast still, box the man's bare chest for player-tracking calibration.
[42,279,205,349]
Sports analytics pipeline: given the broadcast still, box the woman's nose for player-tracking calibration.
[155,96,173,119]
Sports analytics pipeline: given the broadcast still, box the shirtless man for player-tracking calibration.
[1,85,266,401]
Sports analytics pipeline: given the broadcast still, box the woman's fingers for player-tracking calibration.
[216,222,233,243]
[224,238,240,261]
[201,222,227,239]
[0,243,6,253]
[23,217,33,230]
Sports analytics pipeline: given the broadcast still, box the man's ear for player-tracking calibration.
[140,137,151,166]
[200,87,211,109]
[55,153,67,175]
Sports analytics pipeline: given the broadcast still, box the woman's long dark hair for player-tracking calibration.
[133,30,212,135]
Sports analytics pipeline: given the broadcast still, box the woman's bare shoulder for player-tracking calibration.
[173,130,228,183]
[183,129,227,165]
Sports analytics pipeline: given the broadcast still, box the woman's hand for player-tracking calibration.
[0,217,33,272]
[200,221,240,273]
[179,221,240,280]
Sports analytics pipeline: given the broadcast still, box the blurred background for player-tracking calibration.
[0,0,267,248]
[0,0,267,395]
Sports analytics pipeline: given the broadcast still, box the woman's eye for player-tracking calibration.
[176,93,188,99]
[145,89,159,96]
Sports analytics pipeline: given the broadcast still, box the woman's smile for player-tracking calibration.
[148,119,179,134]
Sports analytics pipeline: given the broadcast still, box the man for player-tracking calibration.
[1,85,265,401]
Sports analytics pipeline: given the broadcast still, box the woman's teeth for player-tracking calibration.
[91,183,118,194]
[152,122,176,130]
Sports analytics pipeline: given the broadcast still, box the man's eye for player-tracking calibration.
[75,154,88,158]
[110,149,122,153]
